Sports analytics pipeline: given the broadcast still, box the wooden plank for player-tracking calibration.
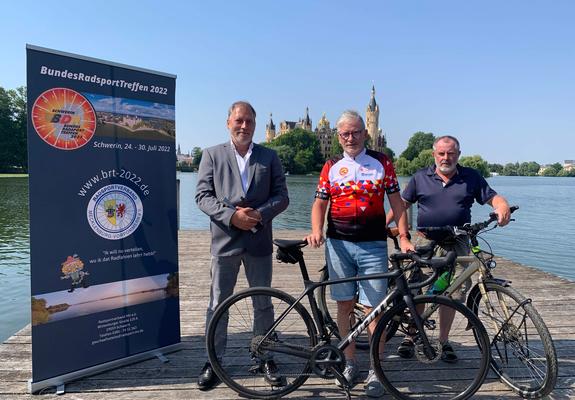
[0,230,573,399]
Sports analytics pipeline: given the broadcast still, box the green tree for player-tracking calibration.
[557,168,575,177]
[0,86,27,172]
[393,157,413,176]
[266,128,323,174]
[294,148,316,174]
[272,145,296,174]
[488,163,504,174]
[191,146,202,169]
[400,132,435,161]
[516,161,540,176]
[411,149,434,171]
[541,163,562,177]
[460,155,490,178]
[502,163,519,176]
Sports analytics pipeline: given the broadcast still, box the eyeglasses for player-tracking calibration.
[338,130,364,140]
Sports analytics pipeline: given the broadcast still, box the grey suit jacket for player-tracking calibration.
[195,142,289,256]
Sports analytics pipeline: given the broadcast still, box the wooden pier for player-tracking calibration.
[1,230,573,399]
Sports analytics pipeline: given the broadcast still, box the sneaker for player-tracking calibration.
[365,369,385,397]
[397,337,415,358]
[441,341,458,363]
[335,359,360,387]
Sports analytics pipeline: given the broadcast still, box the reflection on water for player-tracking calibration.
[0,177,30,342]
[48,289,167,322]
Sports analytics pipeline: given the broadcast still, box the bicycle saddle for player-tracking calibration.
[273,239,307,250]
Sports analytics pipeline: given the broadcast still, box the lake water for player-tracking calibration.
[1,173,574,342]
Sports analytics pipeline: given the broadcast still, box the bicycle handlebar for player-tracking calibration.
[390,250,456,269]
[389,250,457,290]
[419,205,519,238]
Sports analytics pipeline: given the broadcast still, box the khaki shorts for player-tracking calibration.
[413,234,472,302]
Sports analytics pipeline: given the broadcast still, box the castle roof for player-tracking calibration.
[368,85,378,111]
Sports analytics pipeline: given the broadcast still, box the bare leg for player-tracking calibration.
[337,299,356,361]
[364,305,385,354]
[439,305,455,343]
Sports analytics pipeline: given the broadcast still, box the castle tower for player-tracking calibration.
[317,112,330,130]
[365,85,386,151]
[265,113,276,142]
[315,113,335,160]
[301,107,312,131]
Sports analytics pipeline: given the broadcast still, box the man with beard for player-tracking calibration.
[390,135,510,362]
[195,101,289,390]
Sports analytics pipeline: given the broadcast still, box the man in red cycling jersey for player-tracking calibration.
[305,110,412,397]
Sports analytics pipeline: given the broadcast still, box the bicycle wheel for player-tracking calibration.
[371,295,490,400]
[317,268,394,348]
[469,283,558,398]
[206,287,317,399]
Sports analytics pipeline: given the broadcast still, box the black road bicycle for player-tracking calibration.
[415,206,558,399]
[206,240,491,400]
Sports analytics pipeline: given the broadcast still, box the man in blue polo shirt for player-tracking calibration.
[392,135,510,361]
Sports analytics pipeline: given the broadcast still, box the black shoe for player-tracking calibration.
[441,341,458,363]
[198,361,220,390]
[397,337,415,359]
[262,360,286,386]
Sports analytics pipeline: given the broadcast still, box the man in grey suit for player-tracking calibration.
[195,101,289,390]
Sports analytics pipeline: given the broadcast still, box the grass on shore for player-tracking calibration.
[0,174,28,178]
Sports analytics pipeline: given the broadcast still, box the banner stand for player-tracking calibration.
[28,342,183,394]
[26,45,181,394]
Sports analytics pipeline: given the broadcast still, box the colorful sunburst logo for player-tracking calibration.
[31,87,96,150]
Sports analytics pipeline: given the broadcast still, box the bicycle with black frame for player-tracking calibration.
[206,238,491,400]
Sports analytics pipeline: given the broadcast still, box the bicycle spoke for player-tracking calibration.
[207,288,317,398]
[372,296,490,400]
[474,283,557,397]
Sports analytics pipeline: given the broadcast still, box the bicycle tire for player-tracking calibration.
[317,268,399,347]
[371,295,490,400]
[206,287,317,399]
[469,283,558,398]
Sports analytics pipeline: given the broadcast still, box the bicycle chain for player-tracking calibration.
[250,336,343,379]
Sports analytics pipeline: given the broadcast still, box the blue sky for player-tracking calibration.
[2,0,574,164]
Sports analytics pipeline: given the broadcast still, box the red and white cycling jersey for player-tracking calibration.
[315,149,400,242]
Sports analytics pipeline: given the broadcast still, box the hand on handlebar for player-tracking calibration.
[492,204,511,227]
[400,236,414,253]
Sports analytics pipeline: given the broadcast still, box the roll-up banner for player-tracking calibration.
[26,45,180,393]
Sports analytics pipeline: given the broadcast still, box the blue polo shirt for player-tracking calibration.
[402,165,497,235]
